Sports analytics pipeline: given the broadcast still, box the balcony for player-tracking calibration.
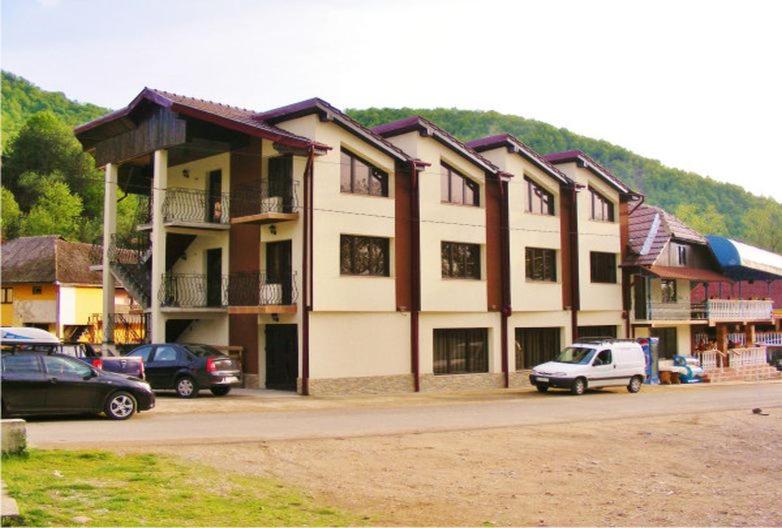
[230,179,300,225]
[634,301,707,322]
[159,273,228,312]
[227,271,298,314]
[136,188,231,231]
[705,299,773,323]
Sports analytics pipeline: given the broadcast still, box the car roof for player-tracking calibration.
[0,327,60,344]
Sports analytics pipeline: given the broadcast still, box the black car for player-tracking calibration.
[125,343,242,398]
[1,351,155,420]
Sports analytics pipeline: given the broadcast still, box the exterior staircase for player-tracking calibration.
[705,365,781,383]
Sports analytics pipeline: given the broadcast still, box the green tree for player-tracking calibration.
[673,203,729,236]
[742,202,782,252]
[19,181,83,240]
[1,187,21,239]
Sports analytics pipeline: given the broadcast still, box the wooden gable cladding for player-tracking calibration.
[485,174,504,311]
[93,106,187,166]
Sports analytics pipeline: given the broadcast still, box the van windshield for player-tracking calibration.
[555,346,595,364]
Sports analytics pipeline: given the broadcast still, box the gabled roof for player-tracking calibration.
[543,149,632,195]
[75,87,323,151]
[625,204,708,266]
[1,236,101,285]
[255,98,413,164]
[466,134,572,186]
[372,116,499,174]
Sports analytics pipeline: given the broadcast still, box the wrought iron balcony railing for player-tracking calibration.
[230,179,300,218]
[162,187,230,225]
[228,271,298,306]
[159,273,229,308]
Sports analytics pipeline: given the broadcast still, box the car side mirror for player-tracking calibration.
[85,368,98,379]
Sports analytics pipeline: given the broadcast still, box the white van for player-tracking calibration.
[529,338,646,395]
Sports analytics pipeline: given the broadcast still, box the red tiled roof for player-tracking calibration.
[543,149,632,194]
[373,116,498,174]
[625,204,706,266]
[1,236,101,285]
[466,134,572,186]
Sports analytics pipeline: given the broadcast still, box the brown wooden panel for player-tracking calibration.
[395,163,413,310]
[94,106,187,166]
[560,189,575,310]
[229,313,259,374]
[485,175,503,311]
[619,200,630,259]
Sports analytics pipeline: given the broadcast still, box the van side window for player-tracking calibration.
[594,350,612,365]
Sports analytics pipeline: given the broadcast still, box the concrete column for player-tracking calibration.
[150,150,168,342]
[102,163,118,348]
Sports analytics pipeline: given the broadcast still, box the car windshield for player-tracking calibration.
[183,344,224,357]
[554,346,596,364]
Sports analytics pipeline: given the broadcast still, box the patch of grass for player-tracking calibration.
[2,450,362,526]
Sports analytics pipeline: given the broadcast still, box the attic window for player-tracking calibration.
[677,245,688,266]
[525,177,554,216]
[441,163,479,206]
[589,188,614,222]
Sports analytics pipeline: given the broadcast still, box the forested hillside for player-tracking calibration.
[348,108,781,251]
[1,71,779,251]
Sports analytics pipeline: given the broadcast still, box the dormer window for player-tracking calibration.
[525,177,554,216]
[340,149,388,197]
[589,188,614,222]
[441,163,479,206]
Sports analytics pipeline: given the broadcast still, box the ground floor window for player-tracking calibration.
[433,328,488,374]
[515,327,561,370]
[577,325,617,339]
[651,327,678,359]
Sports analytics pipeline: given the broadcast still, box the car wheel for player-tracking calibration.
[175,376,198,398]
[210,386,231,397]
[627,375,643,393]
[105,391,137,420]
[570,377,586,395]
[535,384,549,393]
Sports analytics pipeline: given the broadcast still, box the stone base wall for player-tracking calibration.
[243,373,260,389]
[509,370,534,389]
[420,372,505,392]
[301,374,415,396]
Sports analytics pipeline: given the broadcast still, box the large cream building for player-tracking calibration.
[76,89,639,395]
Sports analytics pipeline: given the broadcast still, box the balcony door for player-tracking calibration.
[207,169,223,222]
[206,248,223,307]
[266,240,292,305]
[268,156,293,213]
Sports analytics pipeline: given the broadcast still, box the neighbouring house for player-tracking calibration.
[75,89,645,394]
[0,236,144,343]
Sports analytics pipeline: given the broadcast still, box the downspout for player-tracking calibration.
[301,146,315,395]
[569,184,580,341]
[499,177,511,388]
[410,160,421,392]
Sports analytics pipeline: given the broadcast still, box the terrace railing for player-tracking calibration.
[159,273,229,308]
[634,301,707,321]
[162,187,230,225]
[705,299,773,322]
[228,271,298,306]
[230,179,300,218]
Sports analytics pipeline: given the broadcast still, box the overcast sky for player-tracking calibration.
[2,0,780,201]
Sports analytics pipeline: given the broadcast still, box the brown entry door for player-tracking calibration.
[265,324,298,391]
[266,240,292,305]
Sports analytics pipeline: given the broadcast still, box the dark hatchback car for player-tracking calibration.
[125,343,242,398]
[1,352,155,420]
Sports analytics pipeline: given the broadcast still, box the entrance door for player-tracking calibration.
[206,248,223,307]
[265,324,298,390]
[266,240,292,305]
[207,169,223,222]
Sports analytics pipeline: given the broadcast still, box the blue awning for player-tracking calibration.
[707,236,782,281]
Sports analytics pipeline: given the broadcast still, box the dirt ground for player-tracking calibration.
[136,408,782,527]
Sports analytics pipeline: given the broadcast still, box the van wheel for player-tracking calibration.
[570,378,586,395]
[175,376,198,398]
[210,386,231,397]
[628,375,643,393]
[536,384,549,393]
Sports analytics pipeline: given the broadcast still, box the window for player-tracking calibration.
[593,350,612,365]
[1,287,12,304]
[440,163,479,206]
[525,177,554,215]
[525,248,557,282]
[42,355,92,377]
[661,279,677,303]
[441,242,481,279]
[2,354,42,374]
[677,245,687,266]
[128,345,153,362]
[651,327,678,359]
[577,325,617,339]
[590,252,617,283]
[153,346,179,362]
[515,327,561,370]
[433,328,488,374]
[589,188,614,222]
[340,235,390,276]
[32,286,42,295]
[340,149,388,197]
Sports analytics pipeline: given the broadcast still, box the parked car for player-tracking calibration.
[529,338,646,395]
[0,328,145,379]
[125,343,242,398]
[1,350,155,420]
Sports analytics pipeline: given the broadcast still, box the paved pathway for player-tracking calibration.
[27,382,782,448]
